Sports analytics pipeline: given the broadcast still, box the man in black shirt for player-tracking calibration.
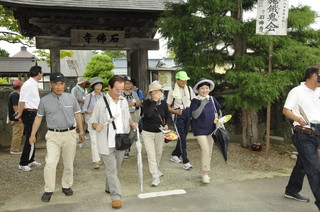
[8,80,24,154]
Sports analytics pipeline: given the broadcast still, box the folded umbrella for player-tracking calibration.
[212,122,230,162]
[135,130,143,192]
[29,143,34,160]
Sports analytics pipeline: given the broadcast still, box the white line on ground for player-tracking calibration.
[138,189,187,199]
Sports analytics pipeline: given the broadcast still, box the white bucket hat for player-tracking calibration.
[193,78,215,94]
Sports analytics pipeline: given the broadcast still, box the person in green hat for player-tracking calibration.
[166,71,195,170]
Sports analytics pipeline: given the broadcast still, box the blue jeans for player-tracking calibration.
[286,130,320,208]
[172,108,190,164]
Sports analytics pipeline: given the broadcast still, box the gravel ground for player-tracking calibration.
[0,134,295,206]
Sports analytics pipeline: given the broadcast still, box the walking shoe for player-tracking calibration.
[183,162,193,170]
[199,171,211,180]
[41,192,53,202]
[94,162,101,169]
[62,188,73,196]
[10,151,22,155]
[112,200,122,209]
[151,177,161,187]
[170,156,181,164]
[202,174,210,184]
[284,192,309,203]
[28,161,42,167]
[18,165,32,172]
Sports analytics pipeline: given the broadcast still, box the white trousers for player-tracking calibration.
[89,128,100,162]
[142,130,164,178]
[44,129,77,192]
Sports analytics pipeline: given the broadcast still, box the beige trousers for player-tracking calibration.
[142,130,164,178]
[10,121,24,152]
[44,129,77,192]
[196,135,214,172]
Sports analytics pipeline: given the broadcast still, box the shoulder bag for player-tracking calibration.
[103,96,132,150]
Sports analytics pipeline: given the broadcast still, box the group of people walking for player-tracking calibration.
[7,65,320,211]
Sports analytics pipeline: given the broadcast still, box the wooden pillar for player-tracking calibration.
[128,49,149,96]
[50,49,60,73]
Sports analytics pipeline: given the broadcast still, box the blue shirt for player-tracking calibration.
[190,96,221,136]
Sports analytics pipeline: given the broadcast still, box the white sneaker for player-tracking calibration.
[151,177,160,187]
[183,162,193,170]
[28,161,42,167]
[170,156,181,164]
[18,165,32,172]
[202,174,210,184]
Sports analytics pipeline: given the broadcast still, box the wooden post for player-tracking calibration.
[49,49,61,73]
[129,49,149,96]
[266,38,273,156]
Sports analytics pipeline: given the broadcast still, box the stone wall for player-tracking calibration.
[0,88,50,148]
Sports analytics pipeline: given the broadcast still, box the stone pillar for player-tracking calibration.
[50,49,60,73]
[129,49,149,96]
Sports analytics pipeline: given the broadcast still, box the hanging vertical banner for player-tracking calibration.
[256,0,289,35]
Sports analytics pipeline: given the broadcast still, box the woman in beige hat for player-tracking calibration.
[142,82,170,187]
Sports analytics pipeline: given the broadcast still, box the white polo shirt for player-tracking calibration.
[284,82,320,127]
[19,77,40,109]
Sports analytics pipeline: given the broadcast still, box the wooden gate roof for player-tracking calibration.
[0,0,179,38]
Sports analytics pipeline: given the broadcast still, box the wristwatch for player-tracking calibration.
[79,132,85,135]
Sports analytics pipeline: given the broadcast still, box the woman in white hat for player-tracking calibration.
[142,82,170,187]
[190,78,222,184]
[82,77,104,169]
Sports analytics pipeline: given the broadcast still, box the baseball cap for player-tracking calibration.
[123,76,132,82]
[50,72,65,83]
[12,80,23,87]
[175,71,190,81]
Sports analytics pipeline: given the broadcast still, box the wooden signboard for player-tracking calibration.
[71,29,125,47]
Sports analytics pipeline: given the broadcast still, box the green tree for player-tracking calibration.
[33,49,75,66]
[83,54,115,88]
[0,48,9,56]
[0,6,34,46]
[101,50,126,58]
[158,1,320,147]
[0,77,8,84]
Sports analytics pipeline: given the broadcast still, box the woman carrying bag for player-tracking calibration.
[190,78,221,184]
[82,77,104,169]
[142,82,170,187]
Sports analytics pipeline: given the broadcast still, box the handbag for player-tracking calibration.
[103,96,132,150]
[155,108,178,143]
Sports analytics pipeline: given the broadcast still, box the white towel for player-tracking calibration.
[172,83,190,100]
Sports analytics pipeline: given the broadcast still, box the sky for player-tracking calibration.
[0,0,319,59]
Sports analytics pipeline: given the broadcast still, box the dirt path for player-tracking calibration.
[0,134,295,205]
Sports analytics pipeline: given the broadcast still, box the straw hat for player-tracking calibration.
[148,82,163,93]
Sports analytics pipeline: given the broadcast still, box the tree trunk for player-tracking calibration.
[233,1,259,148]
[241,109,259,148]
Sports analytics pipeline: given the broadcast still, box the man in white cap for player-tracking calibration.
[71,76,88,132]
